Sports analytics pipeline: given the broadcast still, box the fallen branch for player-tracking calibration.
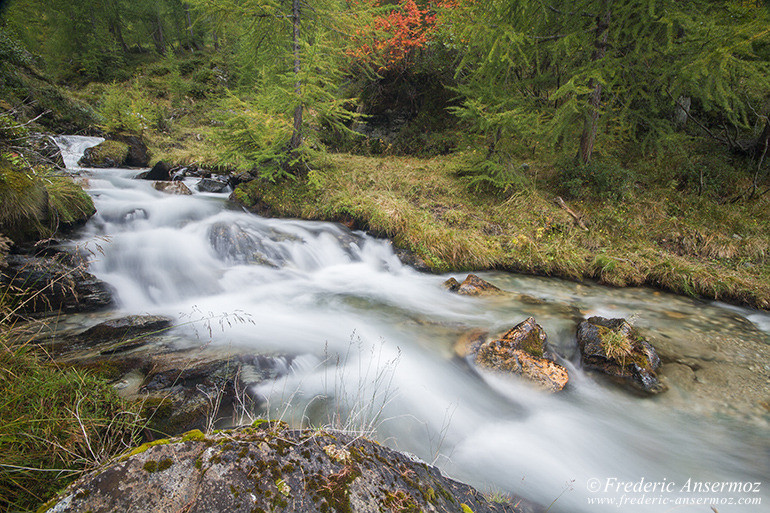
[556,196,589,231]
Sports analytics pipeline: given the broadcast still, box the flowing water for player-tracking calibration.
[55,136,769,512]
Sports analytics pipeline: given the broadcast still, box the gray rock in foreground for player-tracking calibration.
[43,424,541,513]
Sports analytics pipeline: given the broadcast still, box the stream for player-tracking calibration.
[54,135,769,512]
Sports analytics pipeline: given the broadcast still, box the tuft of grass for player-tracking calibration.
[600,328,633,362]
[0,155,94,243]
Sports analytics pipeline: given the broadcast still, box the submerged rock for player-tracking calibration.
[153,181,192,195]
[444,274,504,295]
[459,318,569,392]
[43,424,539,513]
[1,253,113,314]
[80,315,173,343]
[577,316,665,394]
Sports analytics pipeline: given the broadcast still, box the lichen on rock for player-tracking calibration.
[42,425,541,513]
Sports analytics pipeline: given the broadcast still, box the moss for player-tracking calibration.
[383,490,421,512]
[81,140,129,167]
[460,504,475,513]
[122,438,171,460]
[194,457,203,470]
[143,460,158,472]
[181,429,207,442]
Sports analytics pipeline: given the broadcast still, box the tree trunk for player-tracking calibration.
[184,4,200,50]
[289,0,303,152]
[152,15,166,55]
[674,96,691,127]
[578,6,611,165]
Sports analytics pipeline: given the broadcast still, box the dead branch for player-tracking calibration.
[556,196,589,231]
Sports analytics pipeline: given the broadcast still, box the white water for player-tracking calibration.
[57,136,769,512]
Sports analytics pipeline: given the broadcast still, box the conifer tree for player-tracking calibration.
[449,0,770,167]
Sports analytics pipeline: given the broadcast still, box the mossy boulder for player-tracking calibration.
[577,316,665,394]
[42,425,541,513]
[0,158,95,244]
[78,140,129,168]
[108,132,150,167]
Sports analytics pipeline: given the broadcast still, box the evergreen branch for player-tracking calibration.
[539,2,594,18]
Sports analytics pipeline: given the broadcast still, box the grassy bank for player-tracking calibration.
[0,330,142,512]
[232,152,769,310]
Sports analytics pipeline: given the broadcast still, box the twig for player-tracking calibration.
[555,196,589,231]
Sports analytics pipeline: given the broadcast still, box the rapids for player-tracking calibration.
[55,135,769,512]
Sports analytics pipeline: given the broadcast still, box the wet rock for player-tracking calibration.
[576,316,666,394]
[108,133,150,167]
[143,161,172,181]
[80,315,173,343]
[43,424,539,513]
[445,274,504,295]
[1,254,113,314]
[197,177,228,193]
[473,317,569,392]
[153,181,192,195]
[228,172,255,189]
[78,140,129,168]
[208,222,283,267]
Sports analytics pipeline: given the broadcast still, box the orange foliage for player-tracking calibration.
[350,0,458,71]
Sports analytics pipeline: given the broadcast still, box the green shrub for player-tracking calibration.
[455,153,531,195]
[212,95,294,180]
[99,84,154,134]
[560,158,634,200]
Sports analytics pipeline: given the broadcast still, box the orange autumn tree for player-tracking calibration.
[350,0,457,71]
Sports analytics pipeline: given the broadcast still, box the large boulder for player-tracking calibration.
[108,133,150,167]
[42,424,539,513]
[576,316,665,394]
[1,253,113,314]
[444,274,504,296]
[462,317,569,392]
[78,140,129,168]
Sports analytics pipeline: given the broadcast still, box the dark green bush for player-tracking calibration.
[560,158,634,200]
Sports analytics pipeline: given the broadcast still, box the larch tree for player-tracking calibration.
[449,0,770,167]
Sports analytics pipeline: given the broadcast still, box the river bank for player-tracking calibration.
[230,152,770,311]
